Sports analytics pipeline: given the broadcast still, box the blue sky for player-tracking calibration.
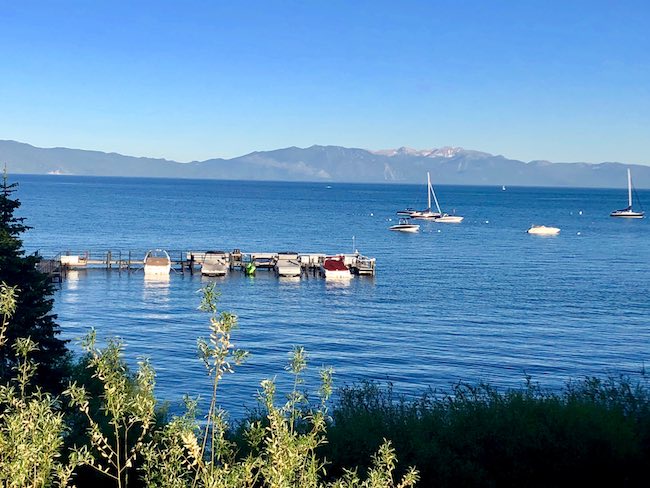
[1,0,649,164]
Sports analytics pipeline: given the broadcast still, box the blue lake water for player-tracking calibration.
[14,175,650,415]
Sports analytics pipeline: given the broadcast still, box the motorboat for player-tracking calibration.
[60,254,88,267]
[527,225,560,236]
[610,168,644,218]
[410,209,441,220]
[201,250,229,276]
[389,218,420,233]
[352,254,376,275]
[144,249,171,275]
[320,256,352,280]
[396,207,419,217]
[274,252,302,277]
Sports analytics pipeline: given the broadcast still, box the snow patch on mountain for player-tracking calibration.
[371,146,468,158]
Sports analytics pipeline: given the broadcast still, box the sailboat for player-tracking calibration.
[409,172,440,220]
[610,168,644,219]
[424,172,464,223]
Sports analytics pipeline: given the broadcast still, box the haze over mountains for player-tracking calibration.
[1,139,649,188]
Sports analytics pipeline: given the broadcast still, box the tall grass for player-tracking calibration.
[324,377,650,487]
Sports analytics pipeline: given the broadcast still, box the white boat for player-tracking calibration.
[352,253,376,275]
[201,250,229,276]
[410,174,441,220]
[320,256,352,280]
[436,214,464,223]
[389,218,420,233]
[418,172,464,223]
[610,168,644,218]
[527,225,560,235]
[274,252,302,277]
[396,207,419,217]
[60,254,88,267]
[144,249,171,275]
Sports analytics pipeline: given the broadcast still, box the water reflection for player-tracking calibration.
[65,270,81,290]
[143,273,171,301]
[324,278,352,289]
[278,276,301,285]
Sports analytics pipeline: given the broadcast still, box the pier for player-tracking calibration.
[41,249,376,281]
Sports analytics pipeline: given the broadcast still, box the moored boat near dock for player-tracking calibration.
[274,252,302,277]
[320,256,352,280]
[143,249,171,275]
[201,250,229,276]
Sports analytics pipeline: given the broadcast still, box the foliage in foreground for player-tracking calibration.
[324,376,650,487]
[0,282,417,487]
[0,171,69,392]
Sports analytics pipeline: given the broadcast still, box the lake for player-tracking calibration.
[15,174,650,415]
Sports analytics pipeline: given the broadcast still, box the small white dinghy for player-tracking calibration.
[144,249,171,275]
[527,225,560,236]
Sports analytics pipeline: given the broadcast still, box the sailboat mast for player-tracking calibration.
[628,168,633,208]
[428,172,442,214]
[427,172,432,210]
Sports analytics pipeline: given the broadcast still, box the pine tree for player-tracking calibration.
[0,167,69,391]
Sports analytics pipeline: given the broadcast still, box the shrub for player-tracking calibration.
[324,377,650,487]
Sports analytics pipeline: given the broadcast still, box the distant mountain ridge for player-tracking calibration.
[1,139,649,188]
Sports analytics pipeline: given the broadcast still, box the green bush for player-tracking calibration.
[324,377,650,487]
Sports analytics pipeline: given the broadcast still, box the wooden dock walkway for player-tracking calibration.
[42,249,376,281]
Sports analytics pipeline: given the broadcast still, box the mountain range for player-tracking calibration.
[1,139,649,188]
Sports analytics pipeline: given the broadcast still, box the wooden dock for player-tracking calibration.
[42,249,376,281]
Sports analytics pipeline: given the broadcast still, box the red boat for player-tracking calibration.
[321,256,351,280]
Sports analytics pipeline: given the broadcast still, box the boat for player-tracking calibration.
[389,218,420,233]
[274,252,302,277]
[320,256,352,280]
[396,207,418,217]
[420,172,464,223]
[201,250,229,276]
[527,225,560,235]
[351,253,376,275]
[436,214,464,223]
[610,168,644,218]
[410,173,442,220]
[143,249,171,275]
[60,254,88,267]
[245,262,256,276]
